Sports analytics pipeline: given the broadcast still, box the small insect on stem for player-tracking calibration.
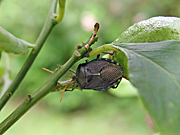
[43,53,124,103]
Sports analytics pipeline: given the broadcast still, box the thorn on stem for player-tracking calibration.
[57,64,62,68]
[75,45,82,49]
[85,59,89,63]
[7,93,12,97]
[26,94,32,101]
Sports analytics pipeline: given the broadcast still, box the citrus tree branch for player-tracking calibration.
[0,0,59,110]
[0,50,81,134]
[0,23,100,134]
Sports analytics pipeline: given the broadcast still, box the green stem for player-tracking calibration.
[88,44,118,57]
[55,0,66,23]
[0,21,100,133]
[88,44,129,78]
[0,0,57,111]
[0,49,84,134]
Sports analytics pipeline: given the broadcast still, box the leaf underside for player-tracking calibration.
[113,40,180,135]
[109,16,180,135]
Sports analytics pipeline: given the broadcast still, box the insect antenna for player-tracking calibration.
[43,67,75,77]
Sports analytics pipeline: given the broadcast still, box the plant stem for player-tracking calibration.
[0,22,99,134]
[88,43,129,78]
[55,0,66,23]
[0,50,83,134]
[88,44,117,57]
[0,0,58,111]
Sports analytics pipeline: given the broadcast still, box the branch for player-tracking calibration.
[0,23,100,134]
[0,50,81,134]
[87,44,117,57]
[55,0,66,23]
[0,0,58,110]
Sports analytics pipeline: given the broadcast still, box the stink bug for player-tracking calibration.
[44,56,124,102]
[59,57,124,102]
[75,57,124,91]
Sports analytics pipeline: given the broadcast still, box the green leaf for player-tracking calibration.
[0,26,35,54]
[113,41,180,135]
[113,16,180,43]
[82,16,180,134]
[111,17,180,135]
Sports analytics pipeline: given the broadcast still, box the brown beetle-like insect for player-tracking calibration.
[43,56,124,103]
[76,58,124,91]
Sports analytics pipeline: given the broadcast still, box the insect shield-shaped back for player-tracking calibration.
[76,58,124,91]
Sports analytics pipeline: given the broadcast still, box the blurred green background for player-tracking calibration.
[0,0,179,134]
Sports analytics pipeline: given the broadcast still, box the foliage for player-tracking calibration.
[0,0,180,135]
[0,26,34,54]
[87,17,180,135]
[114,41,180,135]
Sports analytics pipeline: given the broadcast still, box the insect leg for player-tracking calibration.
[42,68,54,73]
[103,50,115,55]
[59,79,73,103]
[96,54,100,58]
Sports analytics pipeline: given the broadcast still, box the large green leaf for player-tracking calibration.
[111,17,180,134]
[0,26,35,54]
[112,41,180,135]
